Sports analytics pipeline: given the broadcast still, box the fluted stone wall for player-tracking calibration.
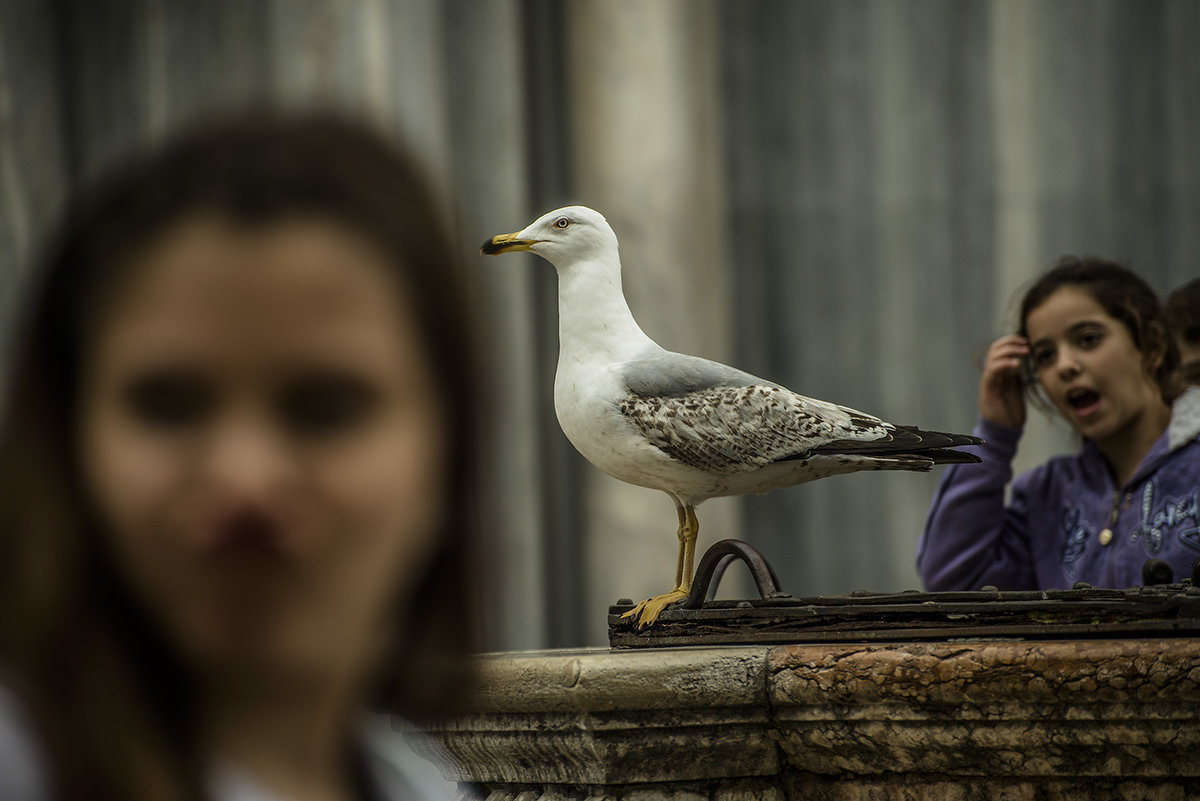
[723,0,1200,599]
[2,0,1198,647]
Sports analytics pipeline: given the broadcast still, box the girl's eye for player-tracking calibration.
[1031,347,1056,368]
[124,372,213,429]
[278,375,376,435]
[554,217,571,229]
[1077,329,1103,349]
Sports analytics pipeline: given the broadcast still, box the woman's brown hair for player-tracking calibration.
[0,108,481,800]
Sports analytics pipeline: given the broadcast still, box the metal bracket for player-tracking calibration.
[609,543,1200,648]
[678,539,790,608]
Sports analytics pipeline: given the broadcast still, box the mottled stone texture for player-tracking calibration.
[421,641,1200,800]
[770,640,1200,778]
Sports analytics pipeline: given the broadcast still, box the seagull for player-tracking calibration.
[482,206,982,627]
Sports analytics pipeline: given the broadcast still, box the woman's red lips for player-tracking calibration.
[206,510,287,558]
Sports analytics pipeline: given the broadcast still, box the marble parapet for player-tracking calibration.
[418,640,1200,800]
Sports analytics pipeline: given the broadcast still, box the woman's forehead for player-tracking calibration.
[87,217,425,373]
[123,216,402,305]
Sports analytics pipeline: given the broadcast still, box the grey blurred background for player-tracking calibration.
[1,0,1198,649]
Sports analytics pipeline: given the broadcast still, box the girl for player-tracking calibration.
[918,256,1200,591]
[1165,277,1200,384]
[0,110,481,801]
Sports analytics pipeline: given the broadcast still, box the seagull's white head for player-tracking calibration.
[481,205,618,269]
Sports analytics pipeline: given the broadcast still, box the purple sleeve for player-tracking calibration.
[916,417,1039,591]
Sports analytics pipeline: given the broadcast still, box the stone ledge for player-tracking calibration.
[464,647,769,712]
[421,639,1200,799]
[426,647,776,786]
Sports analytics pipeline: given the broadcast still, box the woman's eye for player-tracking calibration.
[123,373,213,428]
[278,376,376,435]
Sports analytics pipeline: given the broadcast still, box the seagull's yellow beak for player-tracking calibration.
[481,231,538,255]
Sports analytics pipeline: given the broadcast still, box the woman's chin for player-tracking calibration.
[181,611,326,687]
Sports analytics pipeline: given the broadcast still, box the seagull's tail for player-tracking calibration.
[908,447,983,466]
[806,425,984,467]
[897,427,985,465]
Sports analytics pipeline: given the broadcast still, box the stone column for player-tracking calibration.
[564,0,742,645]
[987,0,1080,479]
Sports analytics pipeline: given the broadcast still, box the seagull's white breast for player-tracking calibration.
[553,359,740,501]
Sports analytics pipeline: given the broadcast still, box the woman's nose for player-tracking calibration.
[202,416,292,501]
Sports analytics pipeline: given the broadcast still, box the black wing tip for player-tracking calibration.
[901,428,984,448]
[910,430,984,464]
[812,428,983,459]
[922,447,983,465]
[931,431,985,447]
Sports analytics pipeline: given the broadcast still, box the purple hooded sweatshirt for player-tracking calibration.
[918,386,1200,591]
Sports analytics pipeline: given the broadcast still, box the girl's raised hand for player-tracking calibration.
[980,334,1029,429]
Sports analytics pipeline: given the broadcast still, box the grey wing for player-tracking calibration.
[620,350,766,398]
[618,351,892,473]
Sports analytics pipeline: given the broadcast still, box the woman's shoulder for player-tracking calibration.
[0,683,50,801]
[361,714,465,801]
[0,686,469,801]
[210,716,465,801]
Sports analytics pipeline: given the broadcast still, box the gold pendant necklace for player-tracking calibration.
[1099,490,1120,546]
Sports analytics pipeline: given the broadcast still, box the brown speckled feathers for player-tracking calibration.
[620,371,980,475]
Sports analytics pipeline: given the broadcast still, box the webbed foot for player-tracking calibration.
[620,589,688,628]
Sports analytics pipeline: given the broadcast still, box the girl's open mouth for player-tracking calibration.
[1066,388,1102,418]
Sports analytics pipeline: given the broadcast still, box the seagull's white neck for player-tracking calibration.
[553,253,656,365]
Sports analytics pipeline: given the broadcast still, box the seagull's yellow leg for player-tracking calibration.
[680,504,699,589]
[621,501,700,628]
[672,503,689,589]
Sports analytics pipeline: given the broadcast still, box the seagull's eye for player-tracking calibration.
[554,217,571,229]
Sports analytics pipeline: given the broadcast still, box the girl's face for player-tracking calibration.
[1025,285,1164,449]
[79,216,448,688]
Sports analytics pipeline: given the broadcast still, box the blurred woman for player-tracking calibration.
[0,109,481,801]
